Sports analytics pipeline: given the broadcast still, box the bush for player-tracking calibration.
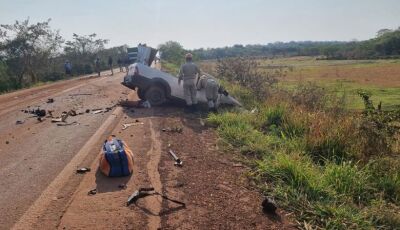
[216,57,283,101]
[292,81,328,110]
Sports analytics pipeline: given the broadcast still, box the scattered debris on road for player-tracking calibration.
[16,120,24,125]
[52,111,68,123]
[162,127,183,133]
[127,187,155,206]
[127,187,185,208]
[262,197,277,214]
[119,100,151,108]
[68,110,77,116]
[122,122,144,130]
[69,93,93,96]
[46,98,54,103]
[168,149,183,167]
[92,109,103,114]
[87,189,97,196]
[6,141,9,144]
[76,167,91,174]
[118,184,127,189]
[47,110,54,118]
[57,121,78,126]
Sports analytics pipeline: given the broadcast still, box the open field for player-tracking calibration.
[200,57,400,110]
[265,57,400,110]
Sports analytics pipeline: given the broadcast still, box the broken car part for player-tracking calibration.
[87,189,97,196]
[57,121,78,126]
[68,110,77,116]
[127,187,155,206]
[92,109,103,114]
[122,122,144,130]
[262,197,277,214]
[69,93,92,96]
[76,167,91,174]
[22,108,46,117]
[46,98,54,103]
[162,127,183,133]
[168,150,183,167]
[126,187,185,208]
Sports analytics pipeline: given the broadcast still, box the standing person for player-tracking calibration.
[178,53,201,112]
[95,57,101,77]
[64,60,72,76]
[108,56,113,76]
[117,58,123,72]
[197,75,220,113]
[124,57,130,73]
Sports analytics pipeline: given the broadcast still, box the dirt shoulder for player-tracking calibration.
[52,105,293,229]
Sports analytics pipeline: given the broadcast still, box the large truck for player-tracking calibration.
[121,45,241,107]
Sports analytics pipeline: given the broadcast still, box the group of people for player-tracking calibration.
[64,56,128,77]
[178,53,223,113]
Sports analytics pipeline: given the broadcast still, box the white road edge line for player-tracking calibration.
[12,104,126,230]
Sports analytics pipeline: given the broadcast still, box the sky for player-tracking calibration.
[1,0,400,49]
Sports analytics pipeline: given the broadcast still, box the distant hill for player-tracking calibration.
[192,28,400,60]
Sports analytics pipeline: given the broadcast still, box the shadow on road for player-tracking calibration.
[95,168,132,193]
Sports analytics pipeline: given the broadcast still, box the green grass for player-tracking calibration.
[207,83,400,229]
[278,80,400,110]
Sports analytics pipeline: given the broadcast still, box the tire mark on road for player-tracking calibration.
[145,119,163,230]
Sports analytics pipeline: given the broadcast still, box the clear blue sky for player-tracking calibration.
[1,0,399,49]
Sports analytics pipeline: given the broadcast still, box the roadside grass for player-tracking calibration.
[207,82,400,229]
[279,80,400,110]
[161,60,179,75]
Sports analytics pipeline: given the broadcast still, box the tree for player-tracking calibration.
[64,33,108,74]
[158,41,186,65]
[0,18,63,87]
[64,33,108,55]
[376,29,392,38]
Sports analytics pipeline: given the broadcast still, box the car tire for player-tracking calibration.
[144,85,166,106]
[137,88,145,100]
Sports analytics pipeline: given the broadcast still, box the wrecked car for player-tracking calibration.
[121,45,241,107]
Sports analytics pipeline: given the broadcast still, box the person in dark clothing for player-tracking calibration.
[117,58,123,72]
[124,57,130,73]
[108,56,113,76]
[95,58,101,77]
[64,60,72,76]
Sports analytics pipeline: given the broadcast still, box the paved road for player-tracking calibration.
[0,70,130,229]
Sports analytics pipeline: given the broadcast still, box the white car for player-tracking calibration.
[121,62,241,107]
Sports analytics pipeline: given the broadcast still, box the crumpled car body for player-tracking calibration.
[121,62,241,107]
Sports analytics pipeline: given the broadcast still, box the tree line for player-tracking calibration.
[0,18,127,93]
[191,28,400,60]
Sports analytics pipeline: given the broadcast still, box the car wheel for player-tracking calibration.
[137,88,145,100]
[144,85,166,106]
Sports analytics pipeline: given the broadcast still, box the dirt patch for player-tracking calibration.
[157,108,294,229]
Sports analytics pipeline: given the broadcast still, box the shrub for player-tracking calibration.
[216,57,283,100]
[292,81,328,110]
